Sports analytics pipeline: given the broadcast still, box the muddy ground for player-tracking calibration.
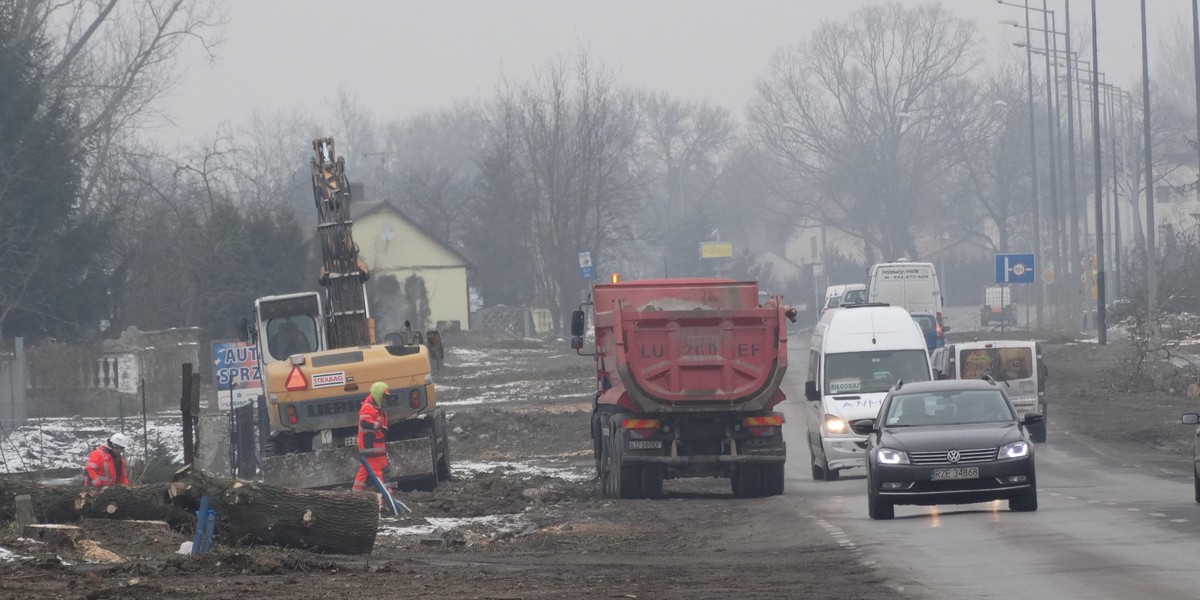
[1,327,1196,599]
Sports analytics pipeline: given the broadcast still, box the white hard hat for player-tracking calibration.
[109,433,133,448]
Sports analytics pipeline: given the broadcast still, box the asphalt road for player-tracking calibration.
[779,308,1200,599]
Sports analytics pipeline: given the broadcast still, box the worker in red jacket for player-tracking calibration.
[84,433,132,487]
[352,381,390,492]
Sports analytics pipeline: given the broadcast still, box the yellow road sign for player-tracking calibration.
[699,241,733,259]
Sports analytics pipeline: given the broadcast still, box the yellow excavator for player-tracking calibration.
[244,138,450,489]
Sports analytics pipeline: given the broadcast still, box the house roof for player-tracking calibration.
[352,201,475,270]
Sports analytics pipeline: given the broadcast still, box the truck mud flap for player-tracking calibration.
[261,437,436,489]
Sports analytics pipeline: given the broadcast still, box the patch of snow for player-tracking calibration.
[453,460,591,482]
[379,513,531,538]
[0,546,27,562]
[0,415,183,474]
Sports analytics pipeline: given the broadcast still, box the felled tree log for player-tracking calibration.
[167,467,379,555]
[0,478,189,528]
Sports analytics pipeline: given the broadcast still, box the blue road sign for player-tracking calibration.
[578,250,596,280]
[995,253,1035,284]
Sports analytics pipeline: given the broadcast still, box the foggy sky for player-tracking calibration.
[159,0,1191,145]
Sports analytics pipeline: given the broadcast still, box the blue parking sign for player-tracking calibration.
[995,253,1035,284]
[578,250,596,280]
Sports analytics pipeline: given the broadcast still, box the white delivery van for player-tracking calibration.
[804,304,933,480]
[867,260,943,317]
[934,340,1047,442]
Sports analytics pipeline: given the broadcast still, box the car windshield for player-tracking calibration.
[912,315,936,333]
[843,289,867,304]
[824,349,931,395]
[958,347,1033,381]
[884,389,1014,426]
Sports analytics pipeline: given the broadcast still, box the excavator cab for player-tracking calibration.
[255,292,328,365]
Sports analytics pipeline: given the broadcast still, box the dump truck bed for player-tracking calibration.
[593,279,788,413]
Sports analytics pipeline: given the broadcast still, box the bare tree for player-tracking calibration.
[945,67,1034,253]
[750,1,979,261]
[486,50,642,331]
[12,0,225,208]
[637,92,735,277]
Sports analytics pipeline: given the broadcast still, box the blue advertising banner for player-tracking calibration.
[212,340,262,410]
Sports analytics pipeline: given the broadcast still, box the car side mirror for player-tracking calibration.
[1021,412,1045,426]
[942,325,951,333]
[1182,413,1200,425]
[850,419,876,436]
[571,310,586,337]
[804,381,820,401]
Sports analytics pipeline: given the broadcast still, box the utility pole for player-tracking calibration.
[1064,0,1081,316]
[1090,0,1106,344]
[1025,0,1044,329]
[1193,0,1200,205]
[1140,0,1158,348]
[1041,1,1061,325]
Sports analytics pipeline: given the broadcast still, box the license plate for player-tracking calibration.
[345,436,357,448]
[627,440,662,450]
[932,467,979,480]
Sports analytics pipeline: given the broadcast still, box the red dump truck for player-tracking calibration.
[570,278,797,499]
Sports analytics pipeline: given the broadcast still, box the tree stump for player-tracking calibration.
[21,524,83,548]
[167,467,379,554]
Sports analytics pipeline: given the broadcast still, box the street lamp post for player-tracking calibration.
[1001,0,1045,329]
[1090,0,1106,344]
[1140,0,1157,348]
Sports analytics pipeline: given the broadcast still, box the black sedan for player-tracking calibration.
[851,379,1042,520]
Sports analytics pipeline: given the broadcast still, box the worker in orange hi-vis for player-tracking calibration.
[84,433,132,487]
[352,382,390,492]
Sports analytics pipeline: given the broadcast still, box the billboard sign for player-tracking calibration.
[212,339,262,410]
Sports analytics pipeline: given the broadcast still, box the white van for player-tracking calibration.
[867,260,943,317]
[804,304,933,480]
[820,284,868,314]
[933,340,1047,442]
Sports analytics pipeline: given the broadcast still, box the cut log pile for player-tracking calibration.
[0,467,380,555]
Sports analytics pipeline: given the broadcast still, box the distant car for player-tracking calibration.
[910,311,945,353]
[851,379,1042,520]
[841,284,868,306]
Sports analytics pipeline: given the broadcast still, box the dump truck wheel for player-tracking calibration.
[609,422,643,499]
[733,465,764,498]
[761,464,785,497]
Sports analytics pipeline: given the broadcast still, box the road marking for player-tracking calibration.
[1171,519,1188,523]
[1148,513,1166,517]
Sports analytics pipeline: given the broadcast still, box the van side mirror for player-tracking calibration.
[237,317,255,343]
[942,325,951,333]
[805,381,820,401]
[571,310,586,337]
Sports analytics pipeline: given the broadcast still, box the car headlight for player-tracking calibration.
[824,414,848,434]
[876,448,910,465]
[999,441,1030,459]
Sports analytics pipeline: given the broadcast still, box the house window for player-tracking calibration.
[1156,185,1171,204]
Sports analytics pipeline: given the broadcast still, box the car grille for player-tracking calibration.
[908,447,998,465]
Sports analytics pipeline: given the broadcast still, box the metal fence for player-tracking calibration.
[474,305,530,338]
[0,338,27,435]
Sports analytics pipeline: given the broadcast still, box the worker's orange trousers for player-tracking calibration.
[352,454,388,491]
